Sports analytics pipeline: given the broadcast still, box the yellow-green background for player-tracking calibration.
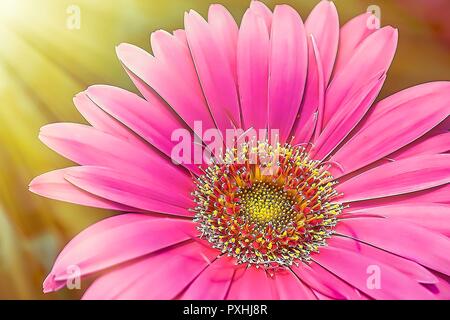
[0,0,448,299]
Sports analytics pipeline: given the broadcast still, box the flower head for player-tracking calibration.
[194,142,341,269]
[30,0,450,300]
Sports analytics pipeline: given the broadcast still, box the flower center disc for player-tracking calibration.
[193,141,342,269]
[238,182,296,231]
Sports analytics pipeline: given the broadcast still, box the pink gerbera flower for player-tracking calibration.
[30,1,450,300]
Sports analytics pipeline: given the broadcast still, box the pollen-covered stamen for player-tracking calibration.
[192,141,342,269]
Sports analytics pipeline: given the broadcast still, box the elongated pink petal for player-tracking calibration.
[85,85,201,175]
[335,218,450,275]
[404,184,450,204]
[333,12,379,73]
[74,92,146,148]
[181,256,236,300]
[327,236,438,284]
[116,42,215,132]
[331,82,450,176]
[336,154,450,202]
[293,35,324,143]
[312,72,385,159]
[271,269,316,299]
[126,30,211,138]
[227,267,274,299]
[362,82,450,126]
[346,203,450,236]
[208,4,238,83]
[313,246,435,299]
[348,184,450,209]
[249,0,272,29]
[291,262,361,300]
[120,63,192,134]
[268,5,307,143]
[39,123,190,185]
[86,83,183,154]
[237,9,269,130]
[43,214,196,293]
[64,166,193,217]
[295,1,338,140]
[151,29,194,71]
[323,27,397,129]
[82,241,218,300]
[185,10,241,132]
[389,132,450,160]
[29,168,137,212]
[305,0,339,83]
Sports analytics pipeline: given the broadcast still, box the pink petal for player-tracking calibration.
[64,166,194,217]
[312,71,385,159]
[185,10,241,132]
[29,168,137,212]
[116,42,215,132]
[362,82,450,126]
[82,240,218,300]
[291,262,361,299]
[389,131,450,160]
[237,8,269,130]
[335,218,450,275]
[327,236,438,284]
[331,82,450,176]
[181,256,236,300]
[271,269,316,299]
[323,27,397,129]
[227,267,274,299]
[249,1,272,29]
[304,0,339,83]
[346,203,450,236]
[85,85,201,175]
[73,92,146,148]
[208,4,239,83]
[404,184,450,204]
[336,154,450,202]
[39,123,190,185]
[348,184,450,208]
[268,5,307,143]
[313,245,435,299]
[43,214,196,293]
[295,0,338,140]
[292,35,324,143]
[333,12,379,73]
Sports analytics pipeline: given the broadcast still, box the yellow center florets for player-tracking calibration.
[238,182,296,230]
[193,141,342,269]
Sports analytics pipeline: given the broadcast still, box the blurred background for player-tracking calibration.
[0,0,448,299]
